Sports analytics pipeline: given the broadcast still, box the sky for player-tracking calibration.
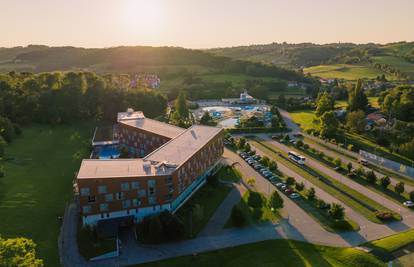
[1,0,413,49]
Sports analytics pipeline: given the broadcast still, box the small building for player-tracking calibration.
[222,90,257,104]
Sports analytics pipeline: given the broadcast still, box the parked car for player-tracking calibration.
[253,155,261,160]
[403,201,414,207]
[293,133,303,138]
[253,164,262,170]
[333,166,343,171]
[281,185,287,190]
[289,193,300,199]
[284,188,294,195]
[276,182,284,188]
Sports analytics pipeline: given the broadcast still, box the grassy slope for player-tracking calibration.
[289,110,317,130]
[0,123,92,266]
[372,56,414,78]
[134,239,385,267]
[304,64,393,80]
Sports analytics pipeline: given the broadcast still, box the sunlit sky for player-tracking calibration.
[1,0,413,48]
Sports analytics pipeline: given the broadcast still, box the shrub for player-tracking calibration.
[119,146,129,158]
[316,199,328,209]
[395,182,405,195]
[286,176,296,186]
[333,158,342,167]
[410,191,414,202]
[306,187,316,201]
[296,140,304,147]
[380,176,391,190]
[366,171,377,184]
[303,143,309,150]
[207,174,219,187]
[244,143,251,152]
[231,205,245,227]
[268,191,284,209]
[268,160,278,171]
[375,211,395,221]
[347,144,355,151]
[260,156,270,167]
[295,182,305,191]
[347,162,353,173]
[247,191,263,208]
[329,203,345,220]
[237,137,246,149]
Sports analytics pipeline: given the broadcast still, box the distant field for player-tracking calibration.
[335,97,379,109]
[304,64,393,80]
[198,73,283,86]
[371,56,414,78]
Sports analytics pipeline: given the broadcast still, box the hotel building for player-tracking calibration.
[75,109,224,226]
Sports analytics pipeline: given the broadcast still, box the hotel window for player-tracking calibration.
[148,196,157,205]
[116,192,125,200]
[105,193,113,202]
[100,203,108,212]
[98,185,107,194]
[80,187,90,196]
[138,189,146,197]
[82,205,91,214]
[131,181,140,189]
[121,182,130,191]
[88,195,96,203]
[122,199,131,209]
[132,198,141,207]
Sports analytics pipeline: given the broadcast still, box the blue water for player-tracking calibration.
[99,147,120,159]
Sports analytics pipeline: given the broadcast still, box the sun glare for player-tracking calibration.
[122,0,165,35]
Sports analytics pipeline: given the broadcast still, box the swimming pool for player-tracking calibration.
[99,147,120,159]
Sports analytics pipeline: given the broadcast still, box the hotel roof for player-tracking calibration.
[118,110,185,139]
[145,125,222,167]
[77,111,223,179]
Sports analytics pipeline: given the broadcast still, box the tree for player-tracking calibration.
[237,137,246,149]
[231,205,245,227]
[348,79,368,112]
[200,111,216,126]
[329,203,345,220]
[0,116,15,143]
[286,176,296,186]
[244,143,251,152]
[366,171,377,184]
[119,146,129,158]
[0,236,43,267]
[247,177,256,187]
[268,191,284,209]
[346,110,366,133]
[174,91,189,120]
[260,156,270,167]
[319,111,338,138]
[347,162,353,173]
[333,157,342,167]
[380,176,391,190]
[395,182,405,195]
[306,187,316,201]
[268,160,278,171]
[315,92,334,117]
[295,182,305,191]
[247,191,263,208]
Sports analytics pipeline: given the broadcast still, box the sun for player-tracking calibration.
[122,0,165,35]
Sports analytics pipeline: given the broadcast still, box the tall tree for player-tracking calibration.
[315,92,334,117]
[174,91,189,120]
[348,79,368,112]
[345,110,366,133]
[319,111,339,138]
[0,236,43,267]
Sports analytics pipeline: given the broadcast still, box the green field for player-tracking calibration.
[0,123,92,266]
[372,56,414,79]
[289,110,317,130]
[135,239,385,267]
[304,64,393,80]
[336,97,379,109]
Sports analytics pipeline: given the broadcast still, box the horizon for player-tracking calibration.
[1,0,414,49]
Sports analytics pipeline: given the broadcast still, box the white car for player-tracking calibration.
[403,201,414,207]
[289,193,300,199]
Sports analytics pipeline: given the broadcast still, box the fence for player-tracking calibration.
[359,150,414,179]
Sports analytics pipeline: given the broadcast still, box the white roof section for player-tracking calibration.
[77,159,175,179]
[145,125,222,166]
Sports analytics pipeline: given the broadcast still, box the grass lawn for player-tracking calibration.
[226,191,281,228]
[289,110,317,130]
[176,180,232,238]
[365,229,414,254]
[216,166,242,183]
[251,140,398,224]
[304,64,394,80]
[133,239,385,267]
[0,123,93,266]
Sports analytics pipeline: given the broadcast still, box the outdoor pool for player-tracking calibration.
[99,147,120,159]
